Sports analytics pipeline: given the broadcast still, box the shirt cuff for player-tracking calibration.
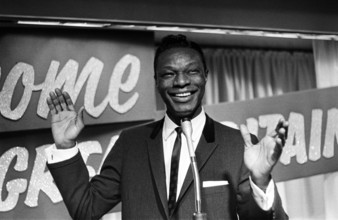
[249,176,275,211]
[45,143,79,164]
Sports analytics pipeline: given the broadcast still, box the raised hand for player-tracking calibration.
[240,119,288,189]
[46,88,85,149]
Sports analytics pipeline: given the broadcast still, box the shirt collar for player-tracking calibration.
[163,108,206,142]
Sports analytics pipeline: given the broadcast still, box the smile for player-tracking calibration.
[174,92,191,97]
[170,91,196,102]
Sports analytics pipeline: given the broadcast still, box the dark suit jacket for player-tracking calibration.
[48,115,288,220]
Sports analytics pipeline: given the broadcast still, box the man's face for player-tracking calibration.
[155,47,207,122]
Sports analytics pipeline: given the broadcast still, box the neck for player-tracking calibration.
[167,107,202,126]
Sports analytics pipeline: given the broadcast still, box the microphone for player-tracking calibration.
[181,118,207,220]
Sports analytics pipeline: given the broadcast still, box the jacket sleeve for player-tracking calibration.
[47,132,126,220]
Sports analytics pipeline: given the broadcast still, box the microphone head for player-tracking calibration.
[181,118,192,137]
[180,117,194,157]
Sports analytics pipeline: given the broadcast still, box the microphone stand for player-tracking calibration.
[181,118,207,220]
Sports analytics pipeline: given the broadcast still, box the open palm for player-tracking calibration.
[47,89,84,149]
[240,119,288,186]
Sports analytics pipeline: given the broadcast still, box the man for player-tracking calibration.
[46,34,289,219]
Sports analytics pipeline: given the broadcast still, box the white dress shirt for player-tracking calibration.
[162,110,205,200]
[45,108,275,211]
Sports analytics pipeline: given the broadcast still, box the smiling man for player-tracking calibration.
[46,34,289,220]
[155,44,207,123]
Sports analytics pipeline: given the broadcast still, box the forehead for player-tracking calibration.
[156,47,203,69]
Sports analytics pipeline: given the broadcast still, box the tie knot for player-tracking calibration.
[175,127,182,134]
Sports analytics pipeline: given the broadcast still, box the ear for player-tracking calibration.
[204,69,209,80]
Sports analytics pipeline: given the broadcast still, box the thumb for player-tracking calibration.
[240,124,252,147]
[76,106,85,129]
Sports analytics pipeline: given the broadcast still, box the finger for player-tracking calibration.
[49,91,62,113]
[62,91,75,111]
[276,121,289,145]
[46,96,57,115]
[277,128,286,146]
[274,118,284,135]
[76,106,85,130]
[274,118,288,138]
[55,89,68,111]
[240,124,252,147]
[271,137,283,162]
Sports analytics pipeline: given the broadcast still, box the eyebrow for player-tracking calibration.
[161,61,202,70]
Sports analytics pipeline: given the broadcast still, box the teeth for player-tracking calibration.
[175,92,191,97]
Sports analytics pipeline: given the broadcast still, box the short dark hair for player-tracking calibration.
[153,34,207,77]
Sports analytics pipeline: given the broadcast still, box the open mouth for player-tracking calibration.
[170,91,196,102]
[174,92,191,97]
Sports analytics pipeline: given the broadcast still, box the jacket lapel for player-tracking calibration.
[146,119,170,218]
[177,115,218,205]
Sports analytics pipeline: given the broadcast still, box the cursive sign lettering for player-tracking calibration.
[0,55,140,121]
[0,136,118,211]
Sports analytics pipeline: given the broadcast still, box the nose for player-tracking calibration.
[173,72,190,87]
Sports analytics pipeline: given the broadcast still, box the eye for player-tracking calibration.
[159,71,175,79]
[187,69,200,75]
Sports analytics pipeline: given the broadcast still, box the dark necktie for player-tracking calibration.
[168,127,182,215]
